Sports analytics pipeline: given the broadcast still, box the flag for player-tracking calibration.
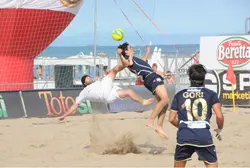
[226,62,236,112]
[193,57,199,64]
[192,50,199,64]
[226,62,236,85]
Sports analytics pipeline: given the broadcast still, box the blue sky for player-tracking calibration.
[51,0,250,46]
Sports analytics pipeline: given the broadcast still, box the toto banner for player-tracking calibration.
[22,89,108,118]
[205,70,250,105]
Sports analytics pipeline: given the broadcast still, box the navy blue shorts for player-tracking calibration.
[143,73,164,94]
[174,145,217,164]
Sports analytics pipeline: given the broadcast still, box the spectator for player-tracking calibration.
[151,62,166,78]
[165,71,175,84]
[37,65,43,80]
[151,63,175,84]
[152,63,158,71]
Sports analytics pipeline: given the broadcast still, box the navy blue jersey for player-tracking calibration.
[124,56,154,79]
[170,87,220,147]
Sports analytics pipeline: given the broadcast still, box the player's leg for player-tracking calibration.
[154,94,168,138]
[174,145,194,168]
[174,160,187,168]
[146,84,169,137]
[204,161,218,168]
[106,64,124,80]
[117,88,154,105]
[196,146,218,168]
[101,64,124,99]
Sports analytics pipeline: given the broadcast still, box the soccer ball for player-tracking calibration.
[112,28,124,41]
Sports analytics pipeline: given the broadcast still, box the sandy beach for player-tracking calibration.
[0,107,249,167]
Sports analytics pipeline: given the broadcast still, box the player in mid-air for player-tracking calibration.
[168,64,224,168]
[57,63,154,121]
[117,42,169,138]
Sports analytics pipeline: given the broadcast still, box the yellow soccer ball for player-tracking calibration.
[112,28,124,41]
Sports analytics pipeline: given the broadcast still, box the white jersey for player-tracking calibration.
[75,76,121,103]
[75,81,103,103]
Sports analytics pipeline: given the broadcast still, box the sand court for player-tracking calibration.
[0,108,249,167]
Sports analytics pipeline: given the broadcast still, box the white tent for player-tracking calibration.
[34,54,109,66]
[148,46,165,72]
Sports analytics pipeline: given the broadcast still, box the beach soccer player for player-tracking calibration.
[168,64,224,168]
[57,64,154,121]
[117,42,169,138]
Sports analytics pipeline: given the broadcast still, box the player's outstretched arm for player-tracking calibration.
[141,46,150,61]
[56,102,80,121]
[169,110,179,128]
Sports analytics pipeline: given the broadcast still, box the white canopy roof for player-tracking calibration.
[34,54,109,66]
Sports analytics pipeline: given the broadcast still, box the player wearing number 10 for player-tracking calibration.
[168,64,224,168]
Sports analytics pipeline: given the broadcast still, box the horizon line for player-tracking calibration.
[49,43,200,47]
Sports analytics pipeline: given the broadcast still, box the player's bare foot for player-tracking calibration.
[145,120,158,131]
[155,128,168,139]
[56,116,65,121]
[142,98,154,106]
[155,130,166,138]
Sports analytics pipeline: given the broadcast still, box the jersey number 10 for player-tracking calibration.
[181,98,208,121]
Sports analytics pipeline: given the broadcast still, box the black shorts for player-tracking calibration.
[143,73,164,94]
[174,145,217,164]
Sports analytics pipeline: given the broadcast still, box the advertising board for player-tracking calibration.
[0,91,25,119]
[22,89,108,117]
[205,70,250,105]
[200,35,250,70]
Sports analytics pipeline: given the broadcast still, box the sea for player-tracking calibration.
[38,44,200,58]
